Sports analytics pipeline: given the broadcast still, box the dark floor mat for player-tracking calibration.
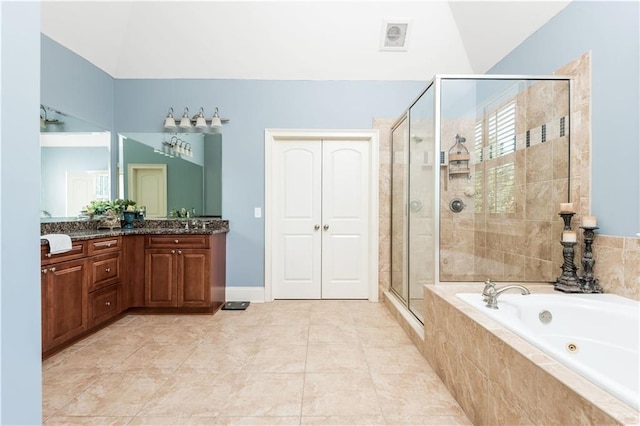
[222,301,250,310]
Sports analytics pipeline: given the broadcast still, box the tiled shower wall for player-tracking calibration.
[439,79,570,282]
[376,52,639,301]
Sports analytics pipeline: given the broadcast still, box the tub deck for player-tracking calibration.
[421,283,640,425]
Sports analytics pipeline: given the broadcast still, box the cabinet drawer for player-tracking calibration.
[90,252,121,291]
[88,237,121,255]
[145,235,210,249]
[89,283,121,327]
[41,241,87,265]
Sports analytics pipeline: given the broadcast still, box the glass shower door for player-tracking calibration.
[407,86,436,323]
[390,116,409,304]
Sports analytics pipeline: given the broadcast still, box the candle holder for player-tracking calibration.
[559,211,575,231]
[579,226,603,293]
[554,240,582,293]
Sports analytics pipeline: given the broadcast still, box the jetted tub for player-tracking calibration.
[456,292,640,410]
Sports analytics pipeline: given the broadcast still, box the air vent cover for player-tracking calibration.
[380,19,411,51]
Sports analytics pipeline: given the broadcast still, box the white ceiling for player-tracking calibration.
[41,1,571,80]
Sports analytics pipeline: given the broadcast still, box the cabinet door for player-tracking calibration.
[45,259,88,350]
[145,249,177,307]
[177,249,211,307]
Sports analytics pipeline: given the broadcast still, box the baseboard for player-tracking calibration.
[225,286,265,303]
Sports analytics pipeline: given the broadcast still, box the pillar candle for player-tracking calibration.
[560,203,574,212]
[562,231,577,243]
[582,216,597,227]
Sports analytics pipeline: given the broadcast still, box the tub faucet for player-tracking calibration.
[482,280,530,309]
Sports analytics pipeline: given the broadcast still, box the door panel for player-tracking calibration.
[128,164,167,218]
[273,141,322,299]
[145,250,176,307]
[179,250,210,307]
[321,141,370,299]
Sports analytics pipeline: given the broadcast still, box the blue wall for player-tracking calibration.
[113,79,423,287]
[0,2,42,423]
[488,0,640,237]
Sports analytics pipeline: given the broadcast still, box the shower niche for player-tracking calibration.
[390,75,572,323]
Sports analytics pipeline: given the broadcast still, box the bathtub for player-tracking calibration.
[456,292,639,411]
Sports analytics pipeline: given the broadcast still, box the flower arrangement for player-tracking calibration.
[84,199,138,217]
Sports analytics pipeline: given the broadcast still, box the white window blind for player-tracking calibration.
[487,101,516,159]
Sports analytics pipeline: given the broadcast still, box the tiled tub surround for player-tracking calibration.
[423,284,640,425]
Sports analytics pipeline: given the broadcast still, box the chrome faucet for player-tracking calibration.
[482,279,530,309]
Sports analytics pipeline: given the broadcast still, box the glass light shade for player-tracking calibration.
[179,107,191,129]
[163,116,176,129]
[210,116,222,128]
[195,115,207,128]
[179,116,192,129]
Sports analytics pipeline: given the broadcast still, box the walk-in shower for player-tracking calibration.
[390,75,572,323]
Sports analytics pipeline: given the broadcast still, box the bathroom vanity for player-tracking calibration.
[40,219,228,358]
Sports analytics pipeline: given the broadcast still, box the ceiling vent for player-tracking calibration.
[380,19,411,52]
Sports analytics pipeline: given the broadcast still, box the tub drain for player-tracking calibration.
[566,343,579,353]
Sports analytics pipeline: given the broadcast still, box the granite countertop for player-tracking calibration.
[40,218,229,244]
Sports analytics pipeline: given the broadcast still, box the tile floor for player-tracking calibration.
[43,300,471,425]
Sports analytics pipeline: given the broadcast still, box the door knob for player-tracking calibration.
[314,224,320,231]
[323,224,329,231]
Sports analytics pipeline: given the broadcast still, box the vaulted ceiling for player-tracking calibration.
[41,1,570,80]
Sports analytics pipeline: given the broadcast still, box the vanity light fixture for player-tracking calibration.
[162,135,193,157]
[40,104,63,128]
[163,106,229,131]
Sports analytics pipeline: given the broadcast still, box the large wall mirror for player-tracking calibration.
[40,105,111,220]
[118,133,222,218]
[40,105,223,221]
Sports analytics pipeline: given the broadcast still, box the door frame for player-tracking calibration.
[264,129,379,302]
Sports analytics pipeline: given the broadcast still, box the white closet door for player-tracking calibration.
[321,140,370,299]
[271,138,371,300]
[272,140,323,299]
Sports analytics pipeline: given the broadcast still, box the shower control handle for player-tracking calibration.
[323,224,329,231]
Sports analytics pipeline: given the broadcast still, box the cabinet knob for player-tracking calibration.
[171,250,176,254]
[41,268,48,274]
[45,253,52,258]
[174,239,179,244]
[106,243,111,248]
[178,250,182,255]
[105,267,111,272]
[50,267,56,272]
[105,301,111,306]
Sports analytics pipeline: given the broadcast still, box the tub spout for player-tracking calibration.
[485,285,530,309]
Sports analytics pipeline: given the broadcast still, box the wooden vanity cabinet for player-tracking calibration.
[144,236,211,308]
[41,256,89,352]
